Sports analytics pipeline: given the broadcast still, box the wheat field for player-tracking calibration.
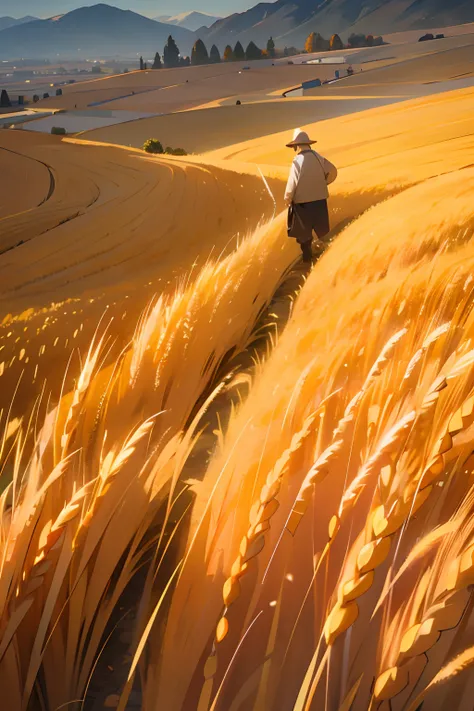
[1,83,474,711]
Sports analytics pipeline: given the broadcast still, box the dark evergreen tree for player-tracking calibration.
[233,41,245,61]
[245,41,262,60]
[348,33,367,48]
[139,55,144,70]
[163,35,180,68]
[191,38,209,65]
[210,44,221,63]
[152,52,162,69]
[266,36,275,58]
[0,89,11,107]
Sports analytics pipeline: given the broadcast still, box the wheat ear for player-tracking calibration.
[286,328,409,537]
[373,484,474,703]
[324,381,474,675]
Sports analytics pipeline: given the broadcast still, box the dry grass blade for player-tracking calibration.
[372,521,457,617]
[116,559,183,711]
[337,675,364,711]
[407,644,474,711]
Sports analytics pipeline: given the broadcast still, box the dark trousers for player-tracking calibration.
[301,240,313,262]
[288,200,330,263]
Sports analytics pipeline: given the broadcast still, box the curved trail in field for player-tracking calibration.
[0,130,282,422]
[0,132,278,312]
[0,144,54,220]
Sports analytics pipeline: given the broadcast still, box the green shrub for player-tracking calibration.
[165,147,188,156]
[143,138,164,154]
[51,126,66,135]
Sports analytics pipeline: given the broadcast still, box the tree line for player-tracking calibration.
[304,31,383,52]
[140,35,278,70]
[141,30,384,71]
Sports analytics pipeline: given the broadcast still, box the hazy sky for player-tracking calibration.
[0,0,257,17]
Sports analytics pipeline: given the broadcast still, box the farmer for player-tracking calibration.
[284,128,338,263]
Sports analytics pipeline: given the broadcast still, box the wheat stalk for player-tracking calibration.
[285,328,410,538]
[61,330,108,455]
[372,481,474,703]
[321,344,474,653]
[334,328,407,441]
[198,409,319,711]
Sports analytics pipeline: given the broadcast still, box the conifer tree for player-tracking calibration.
[266,36,275,58]
[191,38,209,65]
[233,41,245,61]
[163,35,180,68]
[210,44,221,63]
[245,41,262,60]
[0,89,11,107]
[152,51,162,69]
[139,55,144,70]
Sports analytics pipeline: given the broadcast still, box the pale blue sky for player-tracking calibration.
[0,0,257,17]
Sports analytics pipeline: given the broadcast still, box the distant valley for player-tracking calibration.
[1,0,474,60]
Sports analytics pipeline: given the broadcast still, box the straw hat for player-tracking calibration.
[286,128,317,147]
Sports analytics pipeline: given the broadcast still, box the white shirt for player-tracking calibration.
[284,150,338,205]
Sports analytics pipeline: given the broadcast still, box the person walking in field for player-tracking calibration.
[285,128,338,263]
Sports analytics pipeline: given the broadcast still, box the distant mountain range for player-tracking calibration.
[156,10,222,32]
[0,14,36,31]
[200,0,474,49]
[0,0,473,62]
[0,4,194,59]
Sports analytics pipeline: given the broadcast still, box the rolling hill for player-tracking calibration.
[0,3,195,59]
[200,0,474,50]
[156,10,222,31]
[0,15,36,31]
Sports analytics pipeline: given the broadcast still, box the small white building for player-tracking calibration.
[306,56,346,64]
